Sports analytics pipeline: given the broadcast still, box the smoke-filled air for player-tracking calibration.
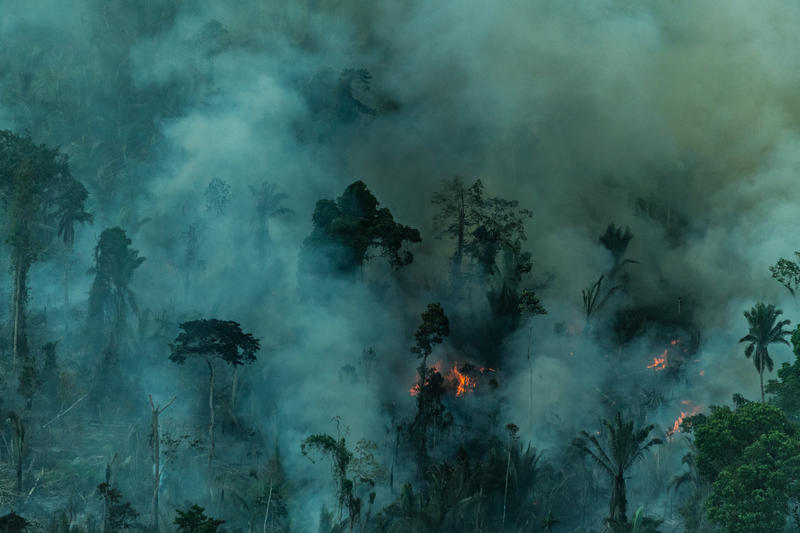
[2,1,800,532]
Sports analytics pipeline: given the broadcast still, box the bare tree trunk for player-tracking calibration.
[150,395,175,533]
[231,366,239,413]
[760,366,765,403]
[12,259,28,367]
[207,360,216,465]
[263,478,273,533]
[502,444,511,531]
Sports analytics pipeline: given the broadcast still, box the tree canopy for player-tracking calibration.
[301,180,421,275]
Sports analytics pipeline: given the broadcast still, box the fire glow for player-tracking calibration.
[667,403,702,439]
[647,349,668,370]
[409,362,491,397]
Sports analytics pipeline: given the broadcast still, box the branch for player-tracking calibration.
[42,394,87,428]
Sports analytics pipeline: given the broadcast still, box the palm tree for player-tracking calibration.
[572,412,663,531]
[739,302,792,403]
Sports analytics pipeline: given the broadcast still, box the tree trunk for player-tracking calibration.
[12,258,29,367]
[208,360,216,465]
[502,444,511,530]
[760,365,765,403]
[231,366,239,413]
[150,395,175,533]
[263,478,273,533]
[610,472,627,525]
[152,405,160,532]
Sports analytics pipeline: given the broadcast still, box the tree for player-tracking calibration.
[599,223,634,266]
[410,303,450,473]
[169,319,260,464]
[204,177,230,215]
[462,180,532,277]
[97,482,139,533]
[87,227,145,351]
[738,302,791,403]
[431,176,483,269]
[519,289,546,430]
[769,253,800,297]
[572,412,663,531]
[691,402,800,532]
[765,325,800,420]
[148,394,175,533]
[249,181,294,263]
[0,130,91,364]
[300,181,421,275]
[174,505,224,533]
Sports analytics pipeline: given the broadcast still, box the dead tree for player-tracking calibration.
[149,395,176,532]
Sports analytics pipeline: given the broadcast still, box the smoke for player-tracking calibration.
[2,0,800,528]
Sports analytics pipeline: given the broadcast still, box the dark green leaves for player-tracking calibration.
[169,319,260,367]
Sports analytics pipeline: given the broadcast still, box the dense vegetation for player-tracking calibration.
[0,2,799,532]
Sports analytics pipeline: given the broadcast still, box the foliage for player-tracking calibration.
[572,412,663,528]
[205,177,231,215]
[87,227,145,345]
[738,302,791,402]
[691,401,800,531]
[169,319,260,367]
[301,180,421,274]
[769,253,800,296]
[174,504,225,533]
[97,482,139,533]
[411,303,450,360]
[706,431,800,532]
[766,325,800,420]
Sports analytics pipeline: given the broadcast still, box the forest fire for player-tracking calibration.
[666,404,702,439]
[647,349,668,370]
[409,362,489,397]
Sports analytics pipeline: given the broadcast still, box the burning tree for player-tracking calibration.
[572,412,663,532]
[410,303,450,473]
[169,319,260,464]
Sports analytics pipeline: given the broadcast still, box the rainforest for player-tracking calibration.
[1,1,800,532]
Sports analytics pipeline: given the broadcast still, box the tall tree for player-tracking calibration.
[738,302,791,403]
[431,176,483,270]
[410,303,450,473]
[572,412,663,531]
[87,227,145,352]
[0,131,91,364]
[300,181,421,276]
[169,319,260,464]
[249,182,294,263]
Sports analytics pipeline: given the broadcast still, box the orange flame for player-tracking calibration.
[666,404,702,438]
[408,361,482,397]
[452,364,476,396]
[647,349,668,370]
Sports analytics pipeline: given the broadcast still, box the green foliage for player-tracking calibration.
[706,431,800,532]
[692,402,792,482]
[769,253,800,296]
[600,223,634,262]
[691,401,800,531]
[766,325,800,420]
[739,302,791,402]
[174,504,224,533]
[519,288,547,316]
[169,319,260,367]
[301,180,421,274]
